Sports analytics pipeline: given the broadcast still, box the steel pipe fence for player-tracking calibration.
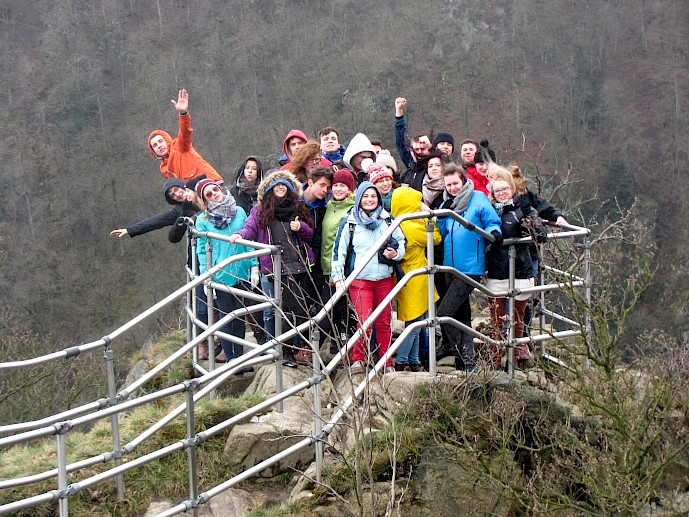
[0,212,591,516]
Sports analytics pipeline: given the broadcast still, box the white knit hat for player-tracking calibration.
[375,149,397,173]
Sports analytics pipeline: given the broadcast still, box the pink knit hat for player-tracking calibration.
[368,163,393,185]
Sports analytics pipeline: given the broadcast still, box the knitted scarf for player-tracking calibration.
[354,204,384,230]
[443,177,475,215]
[274,196,297,222]
[493,199,514,217]
[422,175,446,206]
[236,173,259,197]
[206,192,238,229]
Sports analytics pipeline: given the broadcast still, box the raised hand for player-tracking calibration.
[171,88,189,113]
[290,216,301,232]
[395,97,407,116]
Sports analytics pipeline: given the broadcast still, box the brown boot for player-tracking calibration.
[215,350,228,363]
[198,341,209,360]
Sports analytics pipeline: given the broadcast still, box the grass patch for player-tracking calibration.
[0,388,265,516]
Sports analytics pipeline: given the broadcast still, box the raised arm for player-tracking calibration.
[394,97,413,169]
[173,89,192,152]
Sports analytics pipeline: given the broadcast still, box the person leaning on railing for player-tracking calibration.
[195,178,257,368]
[228,171,315,368]
[435,163,502,373]
[485,170,547,370]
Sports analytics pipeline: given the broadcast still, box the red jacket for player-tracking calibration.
[465,164,489,195]
[147,114,224,183]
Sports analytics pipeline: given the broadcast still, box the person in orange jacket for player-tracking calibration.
[147,89,224,183]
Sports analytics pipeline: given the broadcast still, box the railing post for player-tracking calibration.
[104,343,125,498]
[426,217,437,376]
[273,250,284,413]
[189,233,197,350]
[185,383,199,517]
[583,239,592,369]
[55,422,70,517]
[506,245,517,377]
[311,325,323,483]
[205,239,217,400]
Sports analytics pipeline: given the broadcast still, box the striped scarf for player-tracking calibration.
[206,191,238,229]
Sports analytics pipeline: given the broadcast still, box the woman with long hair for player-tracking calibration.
[485,171,546,369]
[229,171,314,367]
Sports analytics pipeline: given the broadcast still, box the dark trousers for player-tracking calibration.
[437,275,481,369]
[215,283,247,361]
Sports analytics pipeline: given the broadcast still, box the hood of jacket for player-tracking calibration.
[148,129,173,161]
[343,133,375,171]
[257,170,303,203]
[390,186,422,218]
[163,177,186,205]
[281,129,308,158]
[234,155,264,185]
[354,181,383,211]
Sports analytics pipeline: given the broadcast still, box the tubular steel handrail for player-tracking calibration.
[0,211,591,517]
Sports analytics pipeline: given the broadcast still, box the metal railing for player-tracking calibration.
[0,210,591,516]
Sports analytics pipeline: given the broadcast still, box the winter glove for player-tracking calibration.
[378,237,399,266]
[250,266,260,288]
[485,230,502,256]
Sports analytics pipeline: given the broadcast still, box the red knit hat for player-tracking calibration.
[195,178,220,200]
[332,168,355,192]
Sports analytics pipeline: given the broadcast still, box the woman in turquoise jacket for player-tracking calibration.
[195,178,257,364]
[435,164,502,372]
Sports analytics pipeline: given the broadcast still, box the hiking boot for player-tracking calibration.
[408,364,425,372]
[197,341,209,360]
[349,360,365,374]
[394,362,408,372]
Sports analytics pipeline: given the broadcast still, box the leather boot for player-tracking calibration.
[215,350,228,363]
[198,341,209,360]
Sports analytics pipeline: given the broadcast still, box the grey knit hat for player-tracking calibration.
[375,149,397,173]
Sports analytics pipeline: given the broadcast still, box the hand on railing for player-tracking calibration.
[175,216,195,227]
[250,267,260,288]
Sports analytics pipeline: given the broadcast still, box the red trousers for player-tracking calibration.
[348,276,395,367]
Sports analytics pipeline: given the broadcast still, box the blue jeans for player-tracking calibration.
[396,314,425,365]
[215,284,247,360]
[261,275,275,339]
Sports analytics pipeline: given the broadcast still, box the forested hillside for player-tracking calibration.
[0,0,687,346]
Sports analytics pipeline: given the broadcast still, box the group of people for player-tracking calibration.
[111,90,569,373]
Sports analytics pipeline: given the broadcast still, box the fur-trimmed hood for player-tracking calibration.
[257,170,303,203]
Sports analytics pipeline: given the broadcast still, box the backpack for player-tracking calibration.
[344,216,405,281]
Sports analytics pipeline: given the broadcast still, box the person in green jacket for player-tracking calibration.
[320,168,356,352]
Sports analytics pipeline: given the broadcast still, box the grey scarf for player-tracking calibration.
[444,177,474,215]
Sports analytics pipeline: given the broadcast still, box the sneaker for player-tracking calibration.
[349,360,366,374]
[383,366,396,375]
[294,349,311,366]
[237,366,254,374]
[282,357,299,368]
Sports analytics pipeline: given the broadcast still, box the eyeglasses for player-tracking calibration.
[204,185,221,196]
[493,187,511,194]
[376,177,393,183]
[310,156,322,163]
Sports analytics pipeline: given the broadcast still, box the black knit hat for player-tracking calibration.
[433,132,455,148]
[477,139,496,163]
